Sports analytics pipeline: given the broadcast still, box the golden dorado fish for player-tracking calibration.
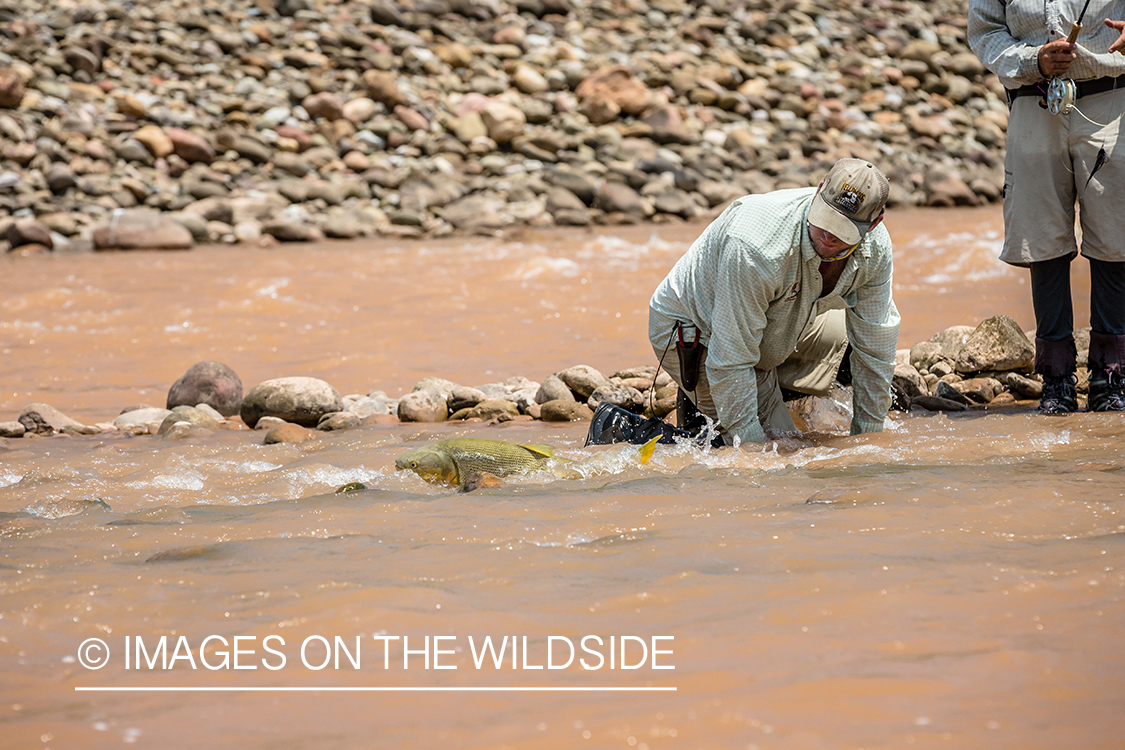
[395,436,659,487]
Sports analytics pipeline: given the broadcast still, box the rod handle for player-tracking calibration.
[1066,21,1082,44]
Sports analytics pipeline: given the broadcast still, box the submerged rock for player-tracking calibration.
[18,403,90,436]
[263,423,317,444]
[158,406,221,435]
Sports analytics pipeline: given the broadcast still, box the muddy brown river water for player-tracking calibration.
[1,206,1122,749]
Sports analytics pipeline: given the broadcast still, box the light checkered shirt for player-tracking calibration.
[649,188,899,444]
[969,0,1125,87]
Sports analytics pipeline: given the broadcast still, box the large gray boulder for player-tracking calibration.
[397,388,449,422]
[588,383,644,412]
[910,325,974,371]
[557,365,609,400]
[240,377,344,428]
[167,361,243,416]
[448,386,488,413]
[955,315,1035,373]
[535,374,575,404]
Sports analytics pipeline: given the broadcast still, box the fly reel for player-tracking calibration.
[1047,77,1077,115]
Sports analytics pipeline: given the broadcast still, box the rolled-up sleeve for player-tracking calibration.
[705,237,773,444]
[968,0,1043,85]
[845,254,899,435]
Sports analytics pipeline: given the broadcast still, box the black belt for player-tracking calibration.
[1005,74,1125,107]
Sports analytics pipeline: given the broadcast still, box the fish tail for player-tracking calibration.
[637,435,660,465]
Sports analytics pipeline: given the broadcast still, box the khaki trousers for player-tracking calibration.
[652,308,848,439]
[1002,86,1125,265]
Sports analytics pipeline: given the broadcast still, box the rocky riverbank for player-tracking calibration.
[0,0,1003,253]
[0,317,1096,444]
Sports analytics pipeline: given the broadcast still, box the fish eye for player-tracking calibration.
[410,461,417,469]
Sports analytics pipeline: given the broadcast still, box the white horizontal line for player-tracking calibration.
[75,686,676,692]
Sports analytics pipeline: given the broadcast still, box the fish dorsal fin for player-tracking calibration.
[518,443,555,459]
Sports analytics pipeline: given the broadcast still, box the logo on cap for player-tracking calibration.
[832,182,866,215]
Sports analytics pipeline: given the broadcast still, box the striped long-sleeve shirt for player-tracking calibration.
[649,188,899,444]
[968,0,1125,87]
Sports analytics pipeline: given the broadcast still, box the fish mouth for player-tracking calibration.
[412,469,444,484]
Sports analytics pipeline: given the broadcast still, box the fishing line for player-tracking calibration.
[1064,103,1123,191]
[649,325,678,418]
[1046,94,1124,190]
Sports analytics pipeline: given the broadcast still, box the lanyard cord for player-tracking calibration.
[650,324,679,418]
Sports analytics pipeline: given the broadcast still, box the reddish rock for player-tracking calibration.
[167,128,216,164]
[275,125,314,152]
[302,92,345,121]
[0,67,25,108]
[167,361,244,417]
[394,105,430,131]
[575,65,651,116]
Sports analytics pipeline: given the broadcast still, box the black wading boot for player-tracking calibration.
[1035,337,1077,415]
[585,402,687,446]
[1037,374,1078,414]
[1088,369,1125,412]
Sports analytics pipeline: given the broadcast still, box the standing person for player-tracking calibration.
[587,158,899,447]
[968,2,1125,413]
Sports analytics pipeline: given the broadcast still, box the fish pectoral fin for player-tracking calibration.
[638,435,660,465]
[460,471,504,493]
[518,443,555,459]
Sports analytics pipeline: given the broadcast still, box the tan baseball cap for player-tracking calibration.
[807,158,890,245]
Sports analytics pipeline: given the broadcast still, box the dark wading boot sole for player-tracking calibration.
[1037,374,1078,415]
[1088,371,1125,412]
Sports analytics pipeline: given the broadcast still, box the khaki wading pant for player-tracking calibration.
[1002,86,1125,265]
[652,308,848,440]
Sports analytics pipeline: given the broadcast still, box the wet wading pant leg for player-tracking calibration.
[653,309,848,441]
[1029,248,1125,377]
[1030,254,1078,376]
[1089,258,1125,374]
